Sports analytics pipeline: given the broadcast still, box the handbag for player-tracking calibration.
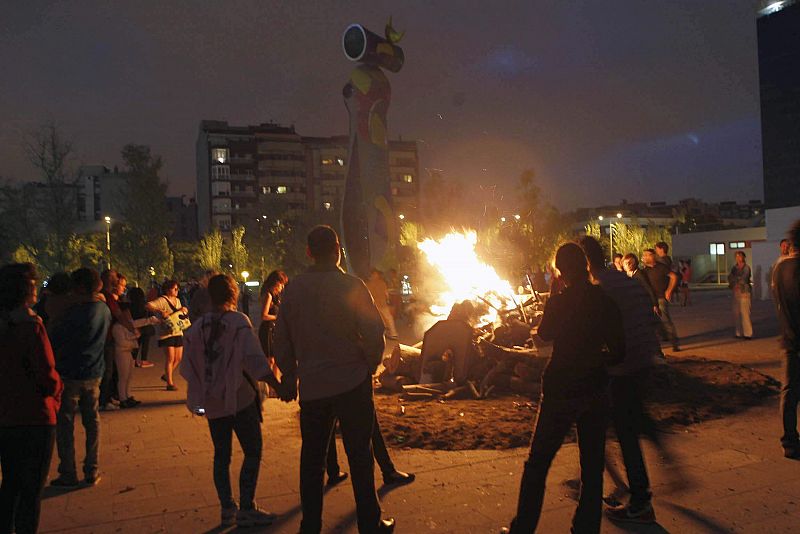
[160,296,191,337]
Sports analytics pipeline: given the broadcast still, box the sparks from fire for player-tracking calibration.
[417,231,516,324]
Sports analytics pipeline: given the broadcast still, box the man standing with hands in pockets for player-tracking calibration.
[274,225,395,534]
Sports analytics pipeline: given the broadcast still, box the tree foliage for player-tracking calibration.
[227,225,249,278]
[585,219,673,260]
[112,145,173,284]
[197,229,223,272]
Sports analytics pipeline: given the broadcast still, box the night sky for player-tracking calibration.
[0,1,763,210]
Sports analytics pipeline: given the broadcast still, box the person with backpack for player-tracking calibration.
[181,274,282,528]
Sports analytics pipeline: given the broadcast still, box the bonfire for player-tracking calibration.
[379,230,548,400]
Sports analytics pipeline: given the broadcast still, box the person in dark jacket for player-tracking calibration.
[502,242,625,534]
[580,237,664,524]
[274,225,395,534]
[0,263,63,534]
[774,220,800,459]
[49,268,111,487]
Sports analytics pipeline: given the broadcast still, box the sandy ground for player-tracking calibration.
[374,355,780,450]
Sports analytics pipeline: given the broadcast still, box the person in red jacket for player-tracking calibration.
[0,263,63,534]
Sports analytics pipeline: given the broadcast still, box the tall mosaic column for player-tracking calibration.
[340,20,404,279]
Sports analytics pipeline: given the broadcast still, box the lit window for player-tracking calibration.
[710,243,725,255]
[212,148,228,164]
[322,158,334,165]
[211,165,230,180]
[276,185,288,194]
[261,186,270,194]
[729,242,746,249]
[336,157,345,166]
[323,202,332,210]
[402,174,413,183]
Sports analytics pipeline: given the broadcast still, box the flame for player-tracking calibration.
[417,230,516,323]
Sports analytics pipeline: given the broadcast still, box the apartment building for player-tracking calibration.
[196,121,420,236]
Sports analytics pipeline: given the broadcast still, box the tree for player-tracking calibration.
[227,225,249,278]
[14,123,80,273]
[585,219,673,260]
[488,170,570,277]
[113,145,173,284]
[197,229,223,272]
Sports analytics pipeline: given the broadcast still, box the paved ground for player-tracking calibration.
[38,289,800,533]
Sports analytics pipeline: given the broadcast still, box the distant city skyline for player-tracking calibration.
[0,1,763,210]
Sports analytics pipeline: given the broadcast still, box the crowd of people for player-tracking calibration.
[2,221,800,534]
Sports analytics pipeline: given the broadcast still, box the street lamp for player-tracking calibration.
[241,270,250,283]
[514,214,521,221]
[398,214,405,220]
[599,213,624,264]
[104,216,111,269]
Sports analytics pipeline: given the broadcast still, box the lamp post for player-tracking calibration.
[104,216,112,269]
[599,213,623,264]
[241,270,249,284]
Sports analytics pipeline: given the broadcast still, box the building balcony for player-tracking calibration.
[230,173,256,181]
[230,190,257,198]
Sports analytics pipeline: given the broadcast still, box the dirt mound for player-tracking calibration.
[375,356,780,450]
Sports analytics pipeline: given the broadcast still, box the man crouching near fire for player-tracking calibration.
[501,242,625,534]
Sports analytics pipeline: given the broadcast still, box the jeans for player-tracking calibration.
[207,401,262,509]
[326,411,395,478]
[657,298,679,349]
[299,376,381,534]
[99,342,117,405]
[0,426,55,534]
[56,378,101,480]
[732,293,753,338]
[781,350,800,448]
[510,392,607,534]
[609,373,654,507]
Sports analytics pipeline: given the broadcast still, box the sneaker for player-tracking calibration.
[136,361,155,368]
[221,504,238,527]
[84,474,101,486]
[166,384,178,391]
[100,402,119,411]
[605,502,656,524]
[50,476,80,488]
[236,505,277,527]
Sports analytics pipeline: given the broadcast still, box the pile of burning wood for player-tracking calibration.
[378,293,550,401]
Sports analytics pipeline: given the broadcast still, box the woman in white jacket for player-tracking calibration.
[181,274,281,529]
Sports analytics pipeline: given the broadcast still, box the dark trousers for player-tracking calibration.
[299,377,381,534]
[326,412,395,478]
[609,372,655,506]
[510,393,607,534]
[56,378,100,480]
[207,401,262,509]
[0,426,55,534]
[139,332,152,361]
[656,299,679,349]
[781,350,800,448]
[99,343,117,405]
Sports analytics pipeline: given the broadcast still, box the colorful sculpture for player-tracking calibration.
[340,20,404,279]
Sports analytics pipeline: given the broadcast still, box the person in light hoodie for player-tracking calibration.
[181,274,284,529]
